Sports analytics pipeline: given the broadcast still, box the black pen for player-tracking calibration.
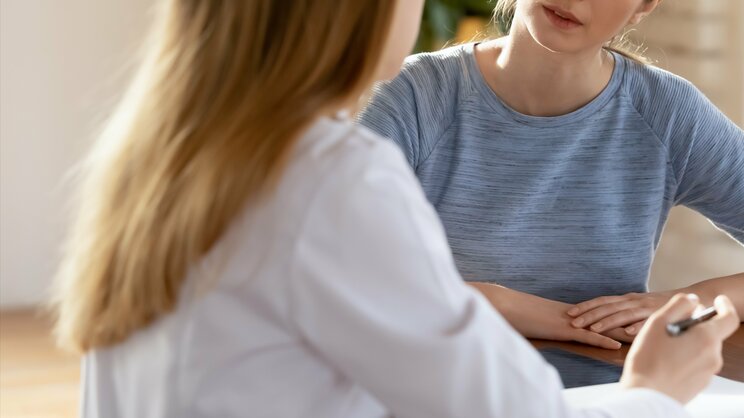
[666,306,718,336]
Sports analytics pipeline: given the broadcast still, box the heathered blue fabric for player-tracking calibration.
[359,43,744,304]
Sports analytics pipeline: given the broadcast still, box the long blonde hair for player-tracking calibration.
[493,0,651,64]
[52,0,397,353]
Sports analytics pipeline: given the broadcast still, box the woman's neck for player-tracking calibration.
[475,24,614,117]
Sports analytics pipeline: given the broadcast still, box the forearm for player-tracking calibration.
[466,281,538,335]
[467,282,627,348]
[467,280,505,300]
[685,272,744,320]
[467,281,585,333]
[467,281,514,318]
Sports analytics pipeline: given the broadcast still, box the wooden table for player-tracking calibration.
[531,326,744,383]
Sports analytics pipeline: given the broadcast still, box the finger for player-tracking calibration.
[588,307,654,332]
[624,320,646,336]
[567,295,628,317]
[570,300,638,329]
[706,295,740,340]
[573,329,622,350]
[654,293,699,323]
[602,327,635,343]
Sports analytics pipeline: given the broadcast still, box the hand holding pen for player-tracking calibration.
[666,305,718,336]
[620,293,740,405]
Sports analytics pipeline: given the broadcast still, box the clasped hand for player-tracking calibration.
[567,291,675,339]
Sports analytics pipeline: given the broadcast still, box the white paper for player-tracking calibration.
[563,376,744,418]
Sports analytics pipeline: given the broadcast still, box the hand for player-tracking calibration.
[471,283,623,350]
[621,293,740,404]
[566,291,676,337]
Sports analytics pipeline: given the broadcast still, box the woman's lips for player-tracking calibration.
[543,5,583,30]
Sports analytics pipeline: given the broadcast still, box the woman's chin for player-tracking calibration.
[529,30,591,55]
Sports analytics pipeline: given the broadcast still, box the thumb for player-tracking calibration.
[707,295,740,340]
[654,293,699,323]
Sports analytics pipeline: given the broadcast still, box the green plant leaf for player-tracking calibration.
[416,0,496,52]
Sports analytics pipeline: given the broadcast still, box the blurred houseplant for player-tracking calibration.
[416,0,504,52]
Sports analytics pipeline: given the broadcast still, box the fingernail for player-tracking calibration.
[613,342,622,349]
[714,295,728,306]
[686,293,699,303]
[572,318,584,327]
[626,327,635,334]
[568,308,579,316]
[591,323,603,331]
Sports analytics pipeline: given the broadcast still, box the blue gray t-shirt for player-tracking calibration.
[359,43,744,304]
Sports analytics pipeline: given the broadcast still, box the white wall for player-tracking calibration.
[0,0,152,308]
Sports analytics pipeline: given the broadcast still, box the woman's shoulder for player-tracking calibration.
[619,55,707,113]
[617,55,718,141]
[375,44,475,104]
[402,43,471,77]
[301,117,405,156]
[280,117,424,236]
[358,45,474,164]
[292,117,413,184]
[230,117,415,259]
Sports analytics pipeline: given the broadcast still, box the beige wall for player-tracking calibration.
[0,0,151,307]
[633,0,744,291]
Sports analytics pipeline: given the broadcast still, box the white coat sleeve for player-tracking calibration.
[288,140,690,418]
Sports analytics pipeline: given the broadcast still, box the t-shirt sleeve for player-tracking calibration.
[666,80,744,243]
[357,72,423,169]
[358,52,460,171]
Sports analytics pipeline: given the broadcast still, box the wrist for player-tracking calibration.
[620,378,687,409]
[683,282,717,306]
[620,373,665,397]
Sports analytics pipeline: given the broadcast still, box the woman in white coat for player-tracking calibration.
[51,0,739,417]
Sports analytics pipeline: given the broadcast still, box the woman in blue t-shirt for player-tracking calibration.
[359,0,744,351]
